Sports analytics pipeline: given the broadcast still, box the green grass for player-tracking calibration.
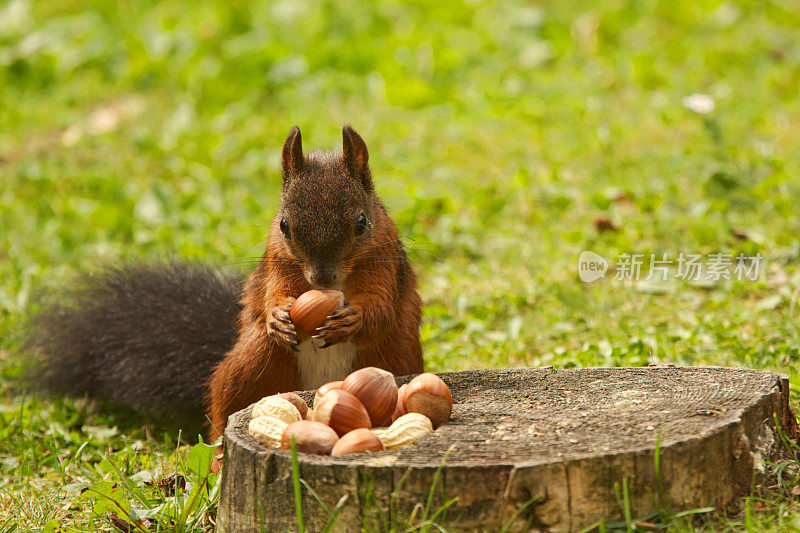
[2,0,800,530]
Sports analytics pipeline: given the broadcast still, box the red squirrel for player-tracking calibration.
[28,125,424,441]
[206,125,423,439]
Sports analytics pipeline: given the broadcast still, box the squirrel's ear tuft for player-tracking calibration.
[342,125,372,189]
[282,126,305,180]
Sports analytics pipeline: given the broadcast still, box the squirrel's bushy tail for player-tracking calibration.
[27,262,243,429]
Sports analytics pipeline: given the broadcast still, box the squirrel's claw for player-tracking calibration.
[268,304,299,350]
[271,307,293,325]
[278,330,300,348]
[272,326,299,350]
[310,332,335,350]
[313,304,363,347]
[311,334,328,349]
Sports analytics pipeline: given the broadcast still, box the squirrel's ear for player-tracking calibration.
[282,126,305,179]
[342,125,372,189]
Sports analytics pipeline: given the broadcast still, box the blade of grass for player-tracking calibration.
[102,453,154,511]
[290,436,305,533]
[671,507,714,519]
[322,495,348,533]
[499,495,540,533]
[299,479,333,516]
[613,479,634,533]
[575,519,605,533]
[421,448,453,529]
[426,496,459,524]
[389,468,412,530]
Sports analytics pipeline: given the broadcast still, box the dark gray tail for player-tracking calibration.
[27,262,244,430]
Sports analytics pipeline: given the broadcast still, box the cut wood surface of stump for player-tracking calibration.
[218,367,797,532]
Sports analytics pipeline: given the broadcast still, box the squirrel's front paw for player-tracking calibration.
[268,304,299,351]
[312,302,363,348]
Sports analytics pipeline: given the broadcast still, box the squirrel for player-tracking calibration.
[28,125,424,441]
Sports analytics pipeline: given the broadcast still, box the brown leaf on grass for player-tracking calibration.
[145,473,186,496]
[612,192,634,205]
[108,513,138,532]
[593,217,619,232]
[61,95,146,146]
[730,228,749,241]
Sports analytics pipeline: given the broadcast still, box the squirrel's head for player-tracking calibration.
[274,125,381,290]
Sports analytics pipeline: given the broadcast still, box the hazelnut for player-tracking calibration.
[343,367,398,427]
[391,384,408,423]
[276,392,309,419]
[313,380,345,408]
[402,373,453,428]
[331,428,384,456]
[280,421,339,455]
[252,395,302,424]
[290,290,344,339]
[311,389,371,436]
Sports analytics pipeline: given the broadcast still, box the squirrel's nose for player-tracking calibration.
[308,268,340,290]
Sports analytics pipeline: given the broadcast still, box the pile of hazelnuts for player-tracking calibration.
[248,368,453,456]
[247,289,453,456]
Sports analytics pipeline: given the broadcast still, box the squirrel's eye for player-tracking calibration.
[280,217,290,239]
[355,213,368,236]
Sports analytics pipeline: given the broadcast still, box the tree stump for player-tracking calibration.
[218,367,797,532]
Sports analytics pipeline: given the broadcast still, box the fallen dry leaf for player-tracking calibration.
[612,192,634,205]
[593,217,619,232]
[730,228,749,241]
[145,473,186,496]
[61,95,146,146]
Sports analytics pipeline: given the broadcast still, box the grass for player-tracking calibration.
[1,0,800,530]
